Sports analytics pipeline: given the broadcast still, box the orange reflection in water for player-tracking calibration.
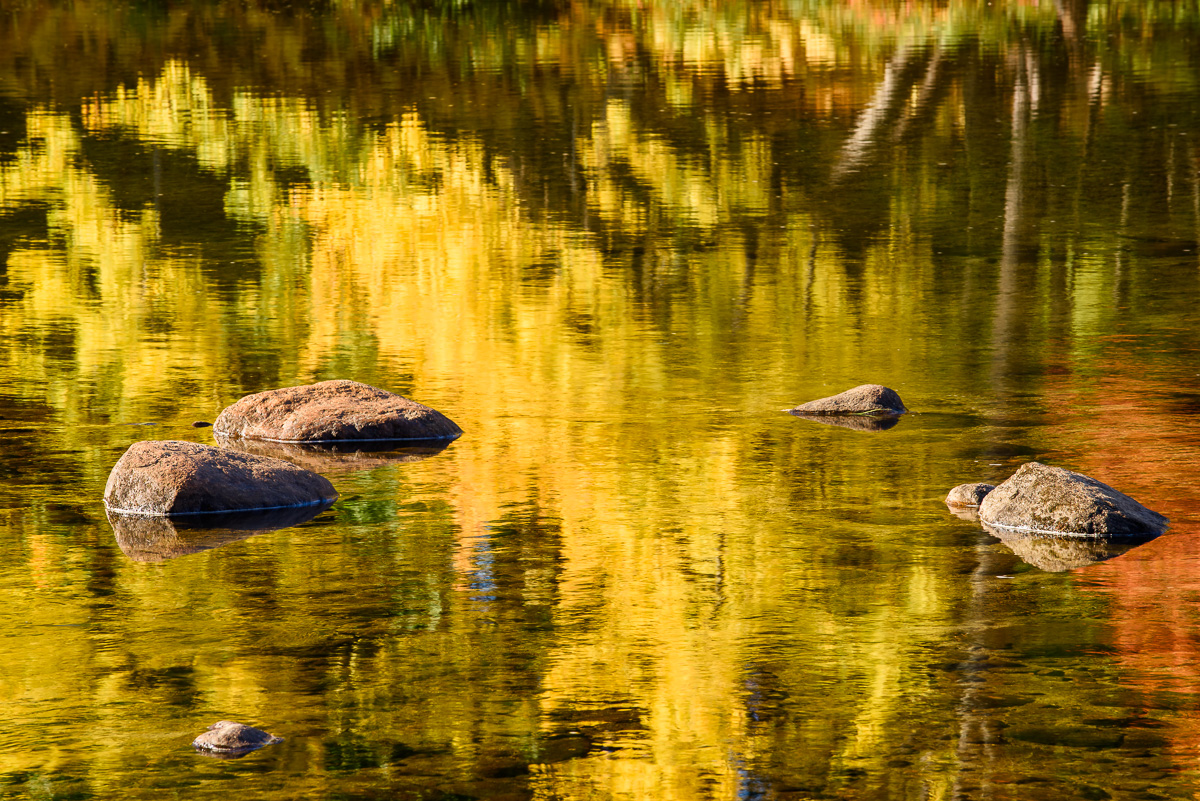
[1046,366,1200,760]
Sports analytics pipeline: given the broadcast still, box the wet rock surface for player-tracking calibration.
[979,462,1169,538]
[108,503,332,562]
[193,721,283,755]
[790,384,907,416]
[104,440,337,516]
[217,433,450,474]
[214,379,462,443]
[946,482,996,508]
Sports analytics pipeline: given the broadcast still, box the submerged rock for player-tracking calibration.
[216,433,450,474]
[790,384,907,416]
[193,721,282,755]
[946,483,996,509]
[979,462,1168,538]
[104,440,337,516]
[214,380,462,443]
[108,503,332,562]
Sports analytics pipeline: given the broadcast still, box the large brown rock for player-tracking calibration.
[979,462,1168,538]
[790,384,907,416]
[104,441,337,516]
[193,721,282,754]
[108,503,331,562]
[214,380,462,443]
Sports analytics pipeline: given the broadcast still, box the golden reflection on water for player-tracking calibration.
[1,1,1199,798]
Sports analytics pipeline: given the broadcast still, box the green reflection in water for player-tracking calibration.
[1,1,1200,799]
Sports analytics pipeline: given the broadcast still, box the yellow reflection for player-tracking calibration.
[1,0,1191,792]
[0,56,965,796]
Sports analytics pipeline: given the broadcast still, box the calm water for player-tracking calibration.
[2,1,1200,799]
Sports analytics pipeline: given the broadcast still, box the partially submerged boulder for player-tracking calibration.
[790,384,907,416]
[108,503,332,562]
[979,462,1168,538]
[214,380,462,443]
[104,441,337,516]
[946,483,996,509]
[193,721,282,755]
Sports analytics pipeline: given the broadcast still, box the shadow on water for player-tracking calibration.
[982,523,1161,573]
[107,502,334,562]
[215,434,452,474]
[787,411,902,432]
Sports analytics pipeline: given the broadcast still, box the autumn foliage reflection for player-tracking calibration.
[0,0,1199,798]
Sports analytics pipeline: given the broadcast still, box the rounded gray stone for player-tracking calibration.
[790,384,907,416]
[978,462,1168,538]
[193,721,282,753]
[945,482,996,508]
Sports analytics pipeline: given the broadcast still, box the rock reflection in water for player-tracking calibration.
[215,434,452,473]
[108,503,333,562]
[983,524,1159,572]
[787,411,902,432]
[948,505,982,522]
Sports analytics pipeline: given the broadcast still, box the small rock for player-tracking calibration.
[104,440,337,516]
[536,733,592,764]
[193,721,282,754]
[214,380,462,443]
[790,384,907,416]
[979,462,1168,537]
[946,483,996,508]
[191,421,212,428]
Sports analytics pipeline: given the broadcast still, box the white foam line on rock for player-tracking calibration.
[253,434,461,444]
[103,497,337,518]
[980,519,1162,539]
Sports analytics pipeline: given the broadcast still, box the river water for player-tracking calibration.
[2,2,1200,799]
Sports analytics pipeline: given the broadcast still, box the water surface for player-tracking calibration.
[2,2,1200,799]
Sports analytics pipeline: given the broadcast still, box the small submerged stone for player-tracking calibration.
[946,483,996,509]
[191,421,212,428]
[214,380,462,443]
[979,462,1168,538]
[193,721,282,754]
[790,384,907,416]
[104,440,337,516]
[1005,725,1123,749]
